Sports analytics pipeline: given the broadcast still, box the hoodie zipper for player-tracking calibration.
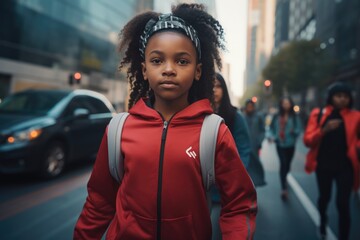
[156,119,169,240]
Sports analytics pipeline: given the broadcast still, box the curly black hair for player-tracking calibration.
[118,3,225,109]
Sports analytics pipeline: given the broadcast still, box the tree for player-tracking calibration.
[262,40,334,99]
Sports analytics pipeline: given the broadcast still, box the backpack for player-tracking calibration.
[107,112,224,209]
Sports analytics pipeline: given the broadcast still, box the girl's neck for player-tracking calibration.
[154,99,189,121]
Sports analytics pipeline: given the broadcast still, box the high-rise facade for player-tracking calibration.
[288,0,316,41]
[316,0,360,108]
[273,0,289,53]
[0,0,153,110]
[245,0,276,91]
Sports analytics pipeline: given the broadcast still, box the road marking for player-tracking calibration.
[287,174,337,240]
[0,171,90,221]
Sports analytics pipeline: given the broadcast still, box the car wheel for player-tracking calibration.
[40,141,66,178]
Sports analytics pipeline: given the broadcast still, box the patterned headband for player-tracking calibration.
[139,14,201,60]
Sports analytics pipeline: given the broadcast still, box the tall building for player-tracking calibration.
[0,0,153,110]
[315,0,360,108]
[273,0,289,53]
[245,0,276,91]
[288,0,316,41]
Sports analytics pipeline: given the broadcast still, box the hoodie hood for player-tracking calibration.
[129,98,213,122]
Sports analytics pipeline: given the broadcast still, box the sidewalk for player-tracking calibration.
[259,135,360,240]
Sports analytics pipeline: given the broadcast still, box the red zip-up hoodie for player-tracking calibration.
[74,98,257,240]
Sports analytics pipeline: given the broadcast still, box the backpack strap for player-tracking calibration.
[107,112,130,183]
[317,107,323,125]
[199,114,224,192]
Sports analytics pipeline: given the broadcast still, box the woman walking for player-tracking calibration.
[304,82,360,240]
[268,97,302,200]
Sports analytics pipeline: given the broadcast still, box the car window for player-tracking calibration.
[84,96,111,114]
[0,91,67,114]
[63,97,90,117]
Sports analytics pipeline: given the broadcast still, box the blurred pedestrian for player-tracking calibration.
[213,73,251,168]
[267,97,302,200]
[304,82,360,240]
[211,72,252,240]
[74,4,256,240]
[243,99,266,187]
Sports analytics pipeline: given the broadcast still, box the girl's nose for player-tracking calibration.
[162,62,176,76]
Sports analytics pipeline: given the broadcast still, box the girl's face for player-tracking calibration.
[332,92,350,109]
[213,79,223,104]
[142,31,202,107]
[281,99,292,112]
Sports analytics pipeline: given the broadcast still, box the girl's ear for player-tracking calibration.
[141,62,148,81]
[195,63,202,81]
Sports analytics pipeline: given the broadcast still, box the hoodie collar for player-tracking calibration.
[129,98,213,121]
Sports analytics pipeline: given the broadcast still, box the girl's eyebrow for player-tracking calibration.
[149,50,164,56]
[148,50,192,58]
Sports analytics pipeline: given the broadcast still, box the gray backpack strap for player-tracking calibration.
[107,112,130,183]
[200,114,224,191]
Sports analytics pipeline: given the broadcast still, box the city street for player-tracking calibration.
[0,137,359,240]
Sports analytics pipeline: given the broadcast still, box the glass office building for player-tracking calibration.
[0,0,152,108]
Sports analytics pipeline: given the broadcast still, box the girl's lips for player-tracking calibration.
[160,81,178,89]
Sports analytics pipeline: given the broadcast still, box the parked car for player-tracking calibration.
[0,89,116,178]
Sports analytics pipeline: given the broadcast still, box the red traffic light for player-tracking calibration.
[74,72,82,80]
[251,96,258,103]
[264,80,272,87]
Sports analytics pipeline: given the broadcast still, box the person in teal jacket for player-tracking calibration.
[244,99,266,187]
[268,97,302,200]
[211,72,252,240]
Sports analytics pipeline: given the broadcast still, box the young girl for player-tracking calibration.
[268,97,301,200]
[304,82,360,240]
[74,4,257,240]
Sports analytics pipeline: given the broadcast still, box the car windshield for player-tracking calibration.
[0,91,68,114]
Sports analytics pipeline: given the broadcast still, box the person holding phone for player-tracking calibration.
[304,82,360,240]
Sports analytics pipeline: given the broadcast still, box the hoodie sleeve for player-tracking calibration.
[303,108,324,148]
[215,124,257,240]
[73,128,119,240]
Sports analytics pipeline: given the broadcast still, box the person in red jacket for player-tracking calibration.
[304,82,360,240]
[74,3,257,240]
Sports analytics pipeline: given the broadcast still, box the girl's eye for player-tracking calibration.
[177,59,189,65]
[150,58,162,64]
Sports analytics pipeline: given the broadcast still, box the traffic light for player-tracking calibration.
[73,72,81,84]
[263,80,272,94]
[68,72,82,85]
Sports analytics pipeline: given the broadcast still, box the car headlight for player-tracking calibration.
[7,128,42,144]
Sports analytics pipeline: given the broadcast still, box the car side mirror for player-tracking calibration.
[73,108,90,119]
